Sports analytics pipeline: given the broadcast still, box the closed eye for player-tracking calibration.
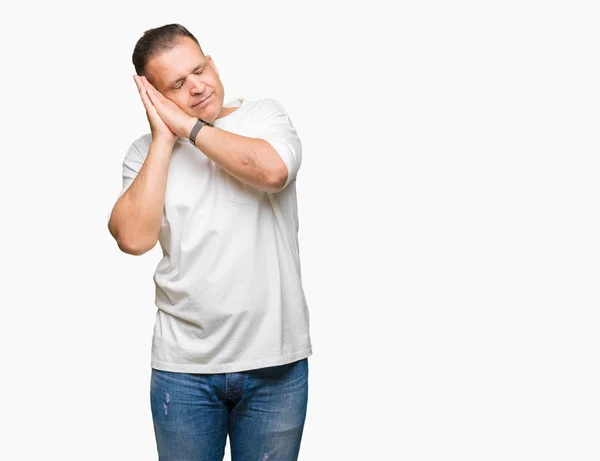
[172,67,205,90]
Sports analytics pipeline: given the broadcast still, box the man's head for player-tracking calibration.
[132,24,226,123]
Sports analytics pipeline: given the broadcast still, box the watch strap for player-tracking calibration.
[189,118,211,146]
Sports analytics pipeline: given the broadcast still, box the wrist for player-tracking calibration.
[152,136,177,148]
[181,116,197,139]
[187,117,213,147]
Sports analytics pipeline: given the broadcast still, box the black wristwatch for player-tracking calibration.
[189,118,212,146]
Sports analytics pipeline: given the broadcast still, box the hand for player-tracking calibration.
[140,76,196,139]
[134,75,178,144]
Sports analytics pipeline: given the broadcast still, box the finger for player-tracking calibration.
[145,85,166,113]
[142,76,163,101]
[141,75,154,89]
[137,83,159,117]
[133,75,144,92]
[134,76,149,105]
[141,88,158,116]
[144,85,158,108]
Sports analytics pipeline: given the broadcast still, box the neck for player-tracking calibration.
[215,105,239,120]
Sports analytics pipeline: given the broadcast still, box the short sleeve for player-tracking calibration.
[119,140,145,200]
[254,99,302,191]
[107,138,146,226]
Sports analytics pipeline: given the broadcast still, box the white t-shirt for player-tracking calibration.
[117,97,312,373]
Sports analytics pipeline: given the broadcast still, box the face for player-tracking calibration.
[144,36,227,123]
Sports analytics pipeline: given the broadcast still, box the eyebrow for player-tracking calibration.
[168,63,205,88]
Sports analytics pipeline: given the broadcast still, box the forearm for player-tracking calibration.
[190,123,288,192]
[109,138,174,255]
[137,77,287,191]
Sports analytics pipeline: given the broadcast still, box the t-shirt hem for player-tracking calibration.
[150,346,313,374]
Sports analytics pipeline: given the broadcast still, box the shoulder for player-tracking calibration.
[243,98,292,126]
[238,98,286,114]
[134,133,153,152]
[253,98,287,114]
[124,133,152,161]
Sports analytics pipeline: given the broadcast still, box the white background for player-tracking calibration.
[2,0,599,459]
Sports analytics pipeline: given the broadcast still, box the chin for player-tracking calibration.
[201,110,217,123]
[192,102,210,116]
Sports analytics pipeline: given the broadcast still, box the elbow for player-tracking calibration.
[109,222,155,256]
[115,231,157,255]
[117,239,154,256]
[264,164,288,193]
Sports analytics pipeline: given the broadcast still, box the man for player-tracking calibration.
[108,23,312,460]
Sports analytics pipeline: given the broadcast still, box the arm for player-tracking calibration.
[139,76,290,193]
[108,75,178,256]
[108,138,174,255]
[189,125,288,193]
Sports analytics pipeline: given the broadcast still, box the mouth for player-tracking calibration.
[192,94,212,108]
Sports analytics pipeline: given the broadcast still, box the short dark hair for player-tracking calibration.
[132,24,202,76]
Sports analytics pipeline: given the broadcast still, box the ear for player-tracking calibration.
[207,55,219,75]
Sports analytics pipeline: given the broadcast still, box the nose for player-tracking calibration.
[189,75,206,95]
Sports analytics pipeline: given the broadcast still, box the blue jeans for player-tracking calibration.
[150,358,309,461]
